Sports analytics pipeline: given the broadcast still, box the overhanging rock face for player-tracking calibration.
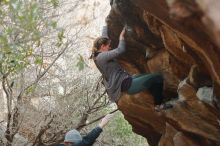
[106,0,220,146]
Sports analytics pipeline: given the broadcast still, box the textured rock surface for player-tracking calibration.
[106,0,220,146]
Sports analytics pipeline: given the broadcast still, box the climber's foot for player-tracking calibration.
[155,103,173,112]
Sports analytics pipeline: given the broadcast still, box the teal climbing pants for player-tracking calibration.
[127,73,163,105]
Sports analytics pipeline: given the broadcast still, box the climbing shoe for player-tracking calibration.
[154,103,173,112]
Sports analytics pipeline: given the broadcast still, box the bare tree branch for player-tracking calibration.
[76,109,118,130]
[17,42,72,101]
[32,113,54,146]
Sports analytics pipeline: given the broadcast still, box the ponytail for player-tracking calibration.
[90,37,110,59]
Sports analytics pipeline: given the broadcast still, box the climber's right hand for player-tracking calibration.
[119,27,126,41]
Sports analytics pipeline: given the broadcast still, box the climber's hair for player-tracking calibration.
[90,37,110,59]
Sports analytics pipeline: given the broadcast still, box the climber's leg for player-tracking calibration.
[149,81,163,105]
[127,73,164,105]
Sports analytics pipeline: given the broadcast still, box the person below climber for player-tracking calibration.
[90,24,172,111]
[58,114,113,146]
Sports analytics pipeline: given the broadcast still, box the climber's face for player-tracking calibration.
[100,42,111,52]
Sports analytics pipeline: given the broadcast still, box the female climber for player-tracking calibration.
[90,25,172,111]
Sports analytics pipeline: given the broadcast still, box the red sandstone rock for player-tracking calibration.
[106,0,220,145]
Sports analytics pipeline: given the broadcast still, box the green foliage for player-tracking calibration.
[0,0,61,76]
[105,112,149,146]
[34,56,43,65]
[76,54,88,71]
[49,0,59,8]
[56,29,65,47]
[112,113,133,136]
[51,21,57,29]
[25,84,37,94]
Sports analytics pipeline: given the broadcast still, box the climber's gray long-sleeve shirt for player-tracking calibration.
[95,40,131,102]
